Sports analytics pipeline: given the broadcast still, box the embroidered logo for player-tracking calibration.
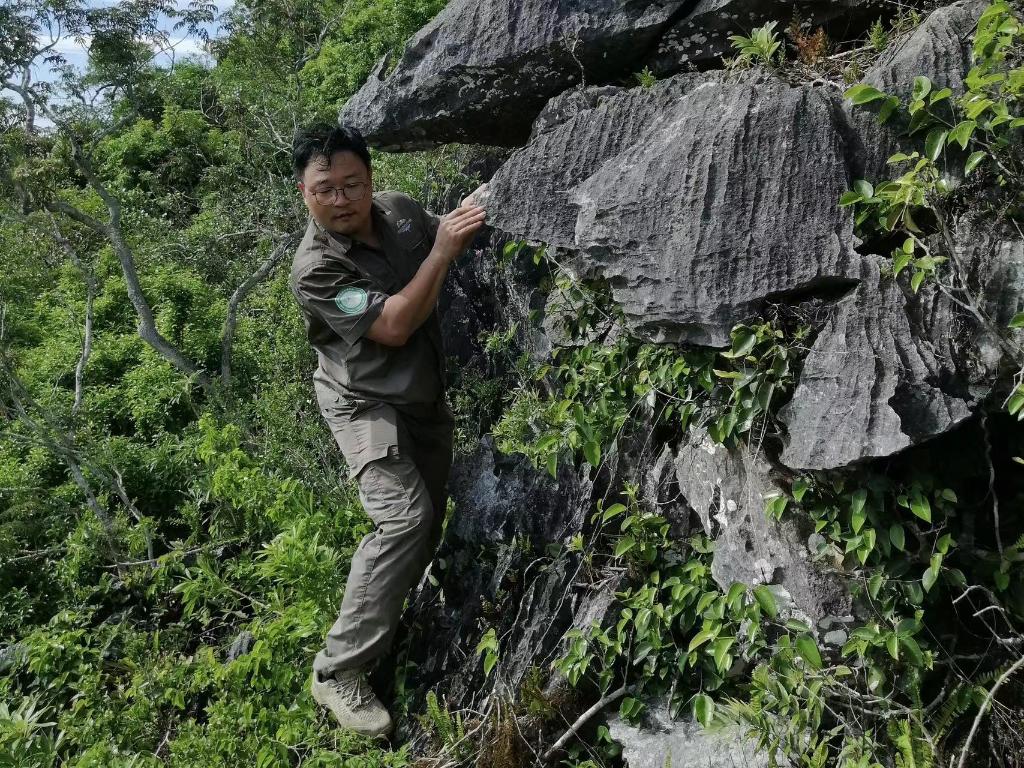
[335,287,368,315]
[396,217,413,234]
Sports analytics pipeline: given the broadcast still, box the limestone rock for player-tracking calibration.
[339,0,691,150]
[488,73,863,347]
[673,430,849,624]
[848,0,988,180]
[779,256,976,469]
[608,702,769,768]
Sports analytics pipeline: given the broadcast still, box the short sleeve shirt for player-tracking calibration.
[290,191,446,405]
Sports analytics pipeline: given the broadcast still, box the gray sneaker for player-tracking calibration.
[311,669,393,737]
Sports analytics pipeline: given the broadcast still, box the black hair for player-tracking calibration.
[291,123,372,181]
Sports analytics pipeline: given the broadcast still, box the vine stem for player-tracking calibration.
[542,685,629,762]
[955,652,1024,768]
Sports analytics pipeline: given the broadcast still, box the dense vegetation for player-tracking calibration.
[0,1,455,765]
[2,1,1024,767]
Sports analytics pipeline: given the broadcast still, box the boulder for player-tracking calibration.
[339,0,692,150]
[779,256,975,469]
[847,0,988,180]
[488,73,863,347]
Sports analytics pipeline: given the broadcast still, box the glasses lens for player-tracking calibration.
[343,183,366,201]
[312,188,338,205]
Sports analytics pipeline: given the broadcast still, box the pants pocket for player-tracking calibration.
[334,403,401,480]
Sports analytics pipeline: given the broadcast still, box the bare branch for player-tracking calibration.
[542,686,629,761]
[957,653,1024,768]
[220,230,301,386]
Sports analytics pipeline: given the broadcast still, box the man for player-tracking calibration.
[289,123,487,737]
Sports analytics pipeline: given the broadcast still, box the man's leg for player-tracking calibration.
[313,443,436,681]
[406,406,455,556]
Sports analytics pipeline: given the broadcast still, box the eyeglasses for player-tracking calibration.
[308,182,368,205]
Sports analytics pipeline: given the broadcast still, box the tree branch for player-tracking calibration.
[543,686,629,761]
[220,230,301,387]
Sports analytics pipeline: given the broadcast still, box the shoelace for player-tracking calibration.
[330,674,373,709]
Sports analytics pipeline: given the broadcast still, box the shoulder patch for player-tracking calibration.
[335,286,368,315]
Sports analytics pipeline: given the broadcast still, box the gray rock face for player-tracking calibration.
[489,73,863,347]
[649,0,884,73]
[674,430,849,624]
[339,0,690,150]
[849,0,988,180]
[779,256,975,469]
[609,702,769,768]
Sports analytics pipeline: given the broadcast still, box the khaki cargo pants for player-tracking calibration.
[312,380,454,681]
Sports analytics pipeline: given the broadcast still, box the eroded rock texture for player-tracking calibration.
[609,704,770,768]
[339,0,691,149]
[674,429,850,623]
[353,0,1024,758]
[849,0,988,179]
[779,256,975,469]
[489,74,862,347]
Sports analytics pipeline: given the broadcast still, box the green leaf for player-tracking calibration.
[886,633,899,660]
[868,571,884,600]
[614,537,637,558]
[723,327,757,358]
[878,96,900,123]
[753,585,778,619]
[910,271,925,293]
[965,150,987,175]
[922,560,939,592]
[545,452,558,478]
[850,489,868,533]
[889,524,906,552]
[845,84,886,105]
[688,628,717,652]
[1009,312,1024,329]
[925,128,948,161]
[911,76,932,101]
[909,488,932,523]
[711,637,735,672]
[601,503,627,523]
[854,179,874,200]
[792,477,809,502]
[583,440,601,468]
[929,87,953,105]
[692,693,715,727]
[948,119,977,149]
[796,635,823,670]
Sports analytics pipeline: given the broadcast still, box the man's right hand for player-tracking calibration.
[434,203,487,262]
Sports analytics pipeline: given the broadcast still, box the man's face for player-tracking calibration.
[298,150,373,236]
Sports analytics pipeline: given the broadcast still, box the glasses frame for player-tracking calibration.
[308,181,369,205]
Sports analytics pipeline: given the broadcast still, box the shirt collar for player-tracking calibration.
[311,196,391,256]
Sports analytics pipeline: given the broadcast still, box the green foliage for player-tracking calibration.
[492,251,805,478]
[476,627,500,678]
[635,66,657,88]
[420,690,470,761]
[841,0,1023,292]
[729,21,784,67]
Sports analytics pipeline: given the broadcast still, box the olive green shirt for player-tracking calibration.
[290,191,446,406]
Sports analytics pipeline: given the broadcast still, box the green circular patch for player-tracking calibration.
[335,287,368,315]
